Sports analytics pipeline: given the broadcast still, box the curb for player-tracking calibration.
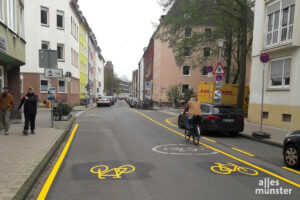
[13,117,76,200]
[239,133,283,148]
[73,106,97,112]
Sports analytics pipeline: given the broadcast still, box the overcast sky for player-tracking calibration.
[79,0,164,80]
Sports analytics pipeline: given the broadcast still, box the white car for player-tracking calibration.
[97,97,111,107]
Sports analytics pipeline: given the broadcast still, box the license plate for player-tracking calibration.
[223,119,234,123]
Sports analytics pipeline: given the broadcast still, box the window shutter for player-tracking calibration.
[270,60,284,81]
[284,58,291,78]
[267,2,280,15]
[282,0,295,9]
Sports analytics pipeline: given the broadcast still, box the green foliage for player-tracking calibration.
[104,68,118,95]
[158,0,254,108]
[166,85,181,108]
[182,88,194,103]
[58,104,72,116]
[116,88,122,95]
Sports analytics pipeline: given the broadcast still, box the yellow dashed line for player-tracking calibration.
[232,148,255,157]
[282,167,300,175]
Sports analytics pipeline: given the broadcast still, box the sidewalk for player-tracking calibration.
[73,103,97,111]
[158,108,288,146]
[0,109,75,200]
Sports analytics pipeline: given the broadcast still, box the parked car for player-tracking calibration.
[142,99,154,110]
[97,96,111,107]
[283,130,300,168]
[129,98,135,108]
[178,103,244,136]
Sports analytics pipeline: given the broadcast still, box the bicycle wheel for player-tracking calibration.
[193,125,201,145]
[185,130,191,142]
[210,165,231,175]
[237,167,259,176]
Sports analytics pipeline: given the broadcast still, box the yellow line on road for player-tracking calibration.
[282,167,300,175]
[165,117,216,143]
[131,109,300,188]
[37,124,79,200]
[232,148,255,157]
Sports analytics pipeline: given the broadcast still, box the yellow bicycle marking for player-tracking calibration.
[90,165,136,180]
[210,162,259,176]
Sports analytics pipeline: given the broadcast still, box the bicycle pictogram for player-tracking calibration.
[210,162,259,176]
[90,165,136,180]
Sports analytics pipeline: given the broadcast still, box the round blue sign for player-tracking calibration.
[260,53,270,64]
[207,66,213,73]
[216,75,223,82]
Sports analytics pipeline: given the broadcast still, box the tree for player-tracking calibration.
[116,88,122,96]
[104,67,118,95]
[158,0,254,109]
[182,88,194,103]
[166,85,181,108]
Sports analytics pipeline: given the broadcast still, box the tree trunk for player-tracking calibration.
[225,31,233,83]
[236,2,247,109]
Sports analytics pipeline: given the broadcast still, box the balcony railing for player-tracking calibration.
[265,25,293,48]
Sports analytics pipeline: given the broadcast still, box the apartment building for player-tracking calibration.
[248,0,299,130]
[138,57,144,100]
[22,0,80,106]
[0,0,26,119]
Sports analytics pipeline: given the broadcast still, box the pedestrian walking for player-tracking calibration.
[0,87,15,135]
[18,87,38,135]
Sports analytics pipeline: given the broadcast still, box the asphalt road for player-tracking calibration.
[44,100,300,200]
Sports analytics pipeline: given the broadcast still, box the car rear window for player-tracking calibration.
[213,106,239,114]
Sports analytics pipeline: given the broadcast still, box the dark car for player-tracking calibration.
[283,130,300,168]
[178,103,244,136]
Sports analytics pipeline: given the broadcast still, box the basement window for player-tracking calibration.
[263,112,269,119]
[282,114,292,122]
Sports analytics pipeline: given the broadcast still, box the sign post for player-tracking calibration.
[252,53,271,139]
[213,63,226,103]
[39,49,59,128]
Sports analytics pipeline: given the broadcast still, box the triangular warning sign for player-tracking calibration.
[213,63,226,75]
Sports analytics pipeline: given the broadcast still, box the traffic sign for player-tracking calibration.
[48,87,56,101]
[213,63,226,75]
[207,66,213,73]
[215,81,223,89]
[216,75,223,82]
[44,69,63,78]
[260,53,270,64]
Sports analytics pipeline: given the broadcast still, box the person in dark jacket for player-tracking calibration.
[18,87,38,135]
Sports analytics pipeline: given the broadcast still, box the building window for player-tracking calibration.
[263,112,269,119]
[204,47,211,57]
[0,0,5,22]
[202,66,208,76]
[20,75,23,93]
[59,80,66,93]
[266,1,295,47]
[57,10,64,29]
[185,27,192,38]
[184,47,191,57]
[40,78,48,92]
[183,66,190,76]
[182,84,189,93]
[41,7,49,26]
[57,44,65,61]
[205,28,212,38]
[282,114,292,122]
[269,57,291,88]
[41,41,49,50]
[7,0,16,31]
[19,4,24,38]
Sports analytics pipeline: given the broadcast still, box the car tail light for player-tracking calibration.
[236,116,244,122]
[206,115,221,121]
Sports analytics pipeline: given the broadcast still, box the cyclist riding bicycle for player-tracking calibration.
[183,95,202,136]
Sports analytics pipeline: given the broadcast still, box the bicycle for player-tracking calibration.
[184,116,202,145]
[210,162,258,176]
